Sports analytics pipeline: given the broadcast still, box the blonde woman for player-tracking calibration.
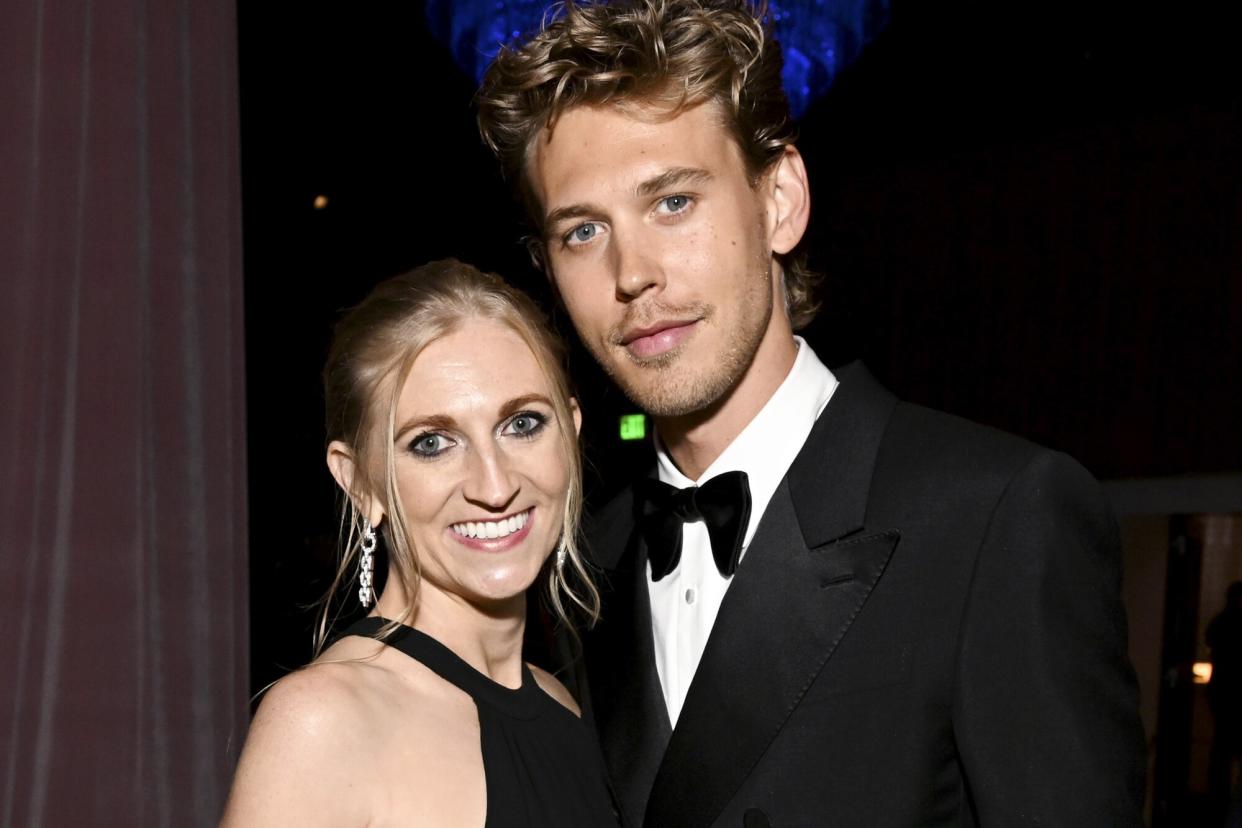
[221,260,617,826]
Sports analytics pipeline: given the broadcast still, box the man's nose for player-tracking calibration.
[462,444,520,509]
[612,229,665,300]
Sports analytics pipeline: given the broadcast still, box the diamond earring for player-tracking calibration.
[357,519,377,607]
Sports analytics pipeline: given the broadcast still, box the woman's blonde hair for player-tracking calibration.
[316,259,599,652]
[476,0,821,329]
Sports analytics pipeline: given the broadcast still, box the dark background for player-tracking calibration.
[238,0,1242,692]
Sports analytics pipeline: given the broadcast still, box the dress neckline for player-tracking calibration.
[340,616,545,721]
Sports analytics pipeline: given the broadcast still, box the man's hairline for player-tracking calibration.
[518,94,785,238]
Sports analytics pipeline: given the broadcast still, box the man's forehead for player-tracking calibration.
[525,99,739,208]
[534,97,728,153]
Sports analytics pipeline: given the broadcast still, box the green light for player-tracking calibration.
[619,413,647,441]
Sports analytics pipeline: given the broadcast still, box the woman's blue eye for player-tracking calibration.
[507,411,547,437]
[410,433,449,457]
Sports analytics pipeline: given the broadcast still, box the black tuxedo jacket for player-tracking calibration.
[574,362,1145,827]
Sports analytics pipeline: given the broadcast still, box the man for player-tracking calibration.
[478,1,1146,825]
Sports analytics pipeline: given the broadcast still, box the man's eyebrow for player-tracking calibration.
[634,166,713,197]
[542,167,714,232]
[544,203,598,232]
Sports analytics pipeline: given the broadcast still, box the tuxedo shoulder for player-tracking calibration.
[879,400,1101,498]
[887,400,1039,459]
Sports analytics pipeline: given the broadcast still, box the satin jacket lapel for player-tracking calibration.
[644,361,902,827]
[645,487,899,826]
[585,485,673,827]
[786,361,899,547]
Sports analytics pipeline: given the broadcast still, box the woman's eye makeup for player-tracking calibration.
[409,432,453,458]
[505,410,548,438]
[403,410,549,457]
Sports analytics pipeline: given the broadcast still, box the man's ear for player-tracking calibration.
[524,234,548,273]
[569,397,583,437]
[764,145,811,256]
[326,440,385,528]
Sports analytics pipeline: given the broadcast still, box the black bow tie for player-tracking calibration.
[635,471,752,582]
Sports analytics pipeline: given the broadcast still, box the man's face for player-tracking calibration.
[528,101,791,417]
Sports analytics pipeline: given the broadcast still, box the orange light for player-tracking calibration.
[313,195,329,210]
[1192,662,1213,684]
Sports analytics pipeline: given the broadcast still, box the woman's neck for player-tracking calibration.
[374,571,528,689]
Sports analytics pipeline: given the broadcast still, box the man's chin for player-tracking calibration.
[616,374,723,419]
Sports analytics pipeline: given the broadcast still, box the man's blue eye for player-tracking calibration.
[572,224,596,243]
[663,195,689,212]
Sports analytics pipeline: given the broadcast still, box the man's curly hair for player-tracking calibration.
[476,0,821,330]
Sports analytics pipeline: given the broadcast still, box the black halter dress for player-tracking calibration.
[340,617,619,827]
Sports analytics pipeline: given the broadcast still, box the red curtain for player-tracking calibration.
[0,1,247,824]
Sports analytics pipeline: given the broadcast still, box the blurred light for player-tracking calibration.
[1193,662,1213,684]
[313,195,329,210]
[619,413,647,442]
[424,0,890,119]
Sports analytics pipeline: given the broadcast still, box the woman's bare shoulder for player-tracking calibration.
[222,636,487,826]
[249,635,457,751]
[528,663,582,716]
[256,656,386,736]
[219,659,390,825]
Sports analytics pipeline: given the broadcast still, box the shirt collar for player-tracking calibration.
[655,337,838,549]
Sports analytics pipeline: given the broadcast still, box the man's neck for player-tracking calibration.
[656,327,799,480]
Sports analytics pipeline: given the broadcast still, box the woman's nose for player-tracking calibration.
[462,445,519,509]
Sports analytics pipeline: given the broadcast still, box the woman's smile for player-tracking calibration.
[448,507,535,551]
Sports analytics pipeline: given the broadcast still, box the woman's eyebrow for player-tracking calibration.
[393,395,552,441]
[394,413,455,441]
[499,394,554,419]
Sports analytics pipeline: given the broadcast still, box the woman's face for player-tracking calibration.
[386,318,576,609]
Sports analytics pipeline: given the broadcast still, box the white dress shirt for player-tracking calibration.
[648,337,838,726]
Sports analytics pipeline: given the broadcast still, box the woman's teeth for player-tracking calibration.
[451,509,530,540]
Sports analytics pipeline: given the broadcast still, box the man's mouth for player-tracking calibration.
[620,320,699,360]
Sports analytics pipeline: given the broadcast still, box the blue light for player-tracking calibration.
[425,0,890,119]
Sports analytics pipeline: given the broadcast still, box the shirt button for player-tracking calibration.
[685,588,696,605]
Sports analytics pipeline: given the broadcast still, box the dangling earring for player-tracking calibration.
[555,538,567,572]
[358,519,377,607]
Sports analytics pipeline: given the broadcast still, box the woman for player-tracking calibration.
[221,260,617,826]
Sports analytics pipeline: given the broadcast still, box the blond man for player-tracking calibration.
[478,2,1146,825]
